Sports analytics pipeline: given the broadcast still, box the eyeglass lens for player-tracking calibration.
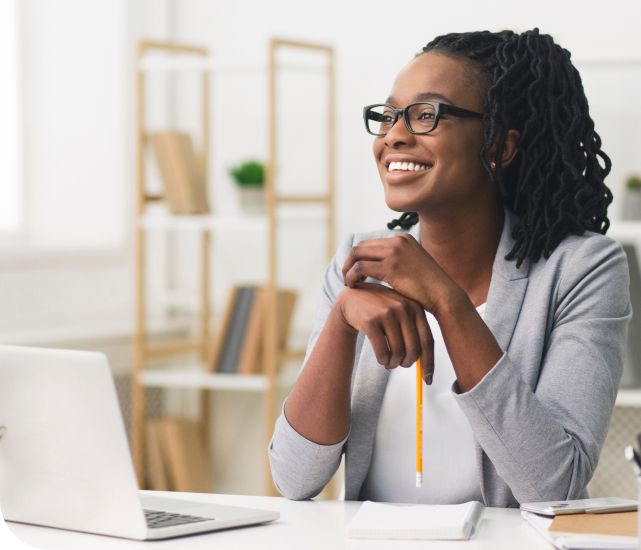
[366,103,437,135]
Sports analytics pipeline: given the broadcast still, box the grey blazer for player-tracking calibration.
[268,211,631,507]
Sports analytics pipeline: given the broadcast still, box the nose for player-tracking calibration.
[383,113,414,148]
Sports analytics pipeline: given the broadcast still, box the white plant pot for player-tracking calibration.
[238,186,265,215]
[622,189,641,220]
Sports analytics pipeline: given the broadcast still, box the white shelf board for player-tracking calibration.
[139,210,326,232]
[139,213,267,232]
[615,388,641,407]
[137,58,328,74]
[139,369,269,392]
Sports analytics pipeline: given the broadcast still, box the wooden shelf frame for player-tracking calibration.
[132,39,211,486]
[131,37,335,496]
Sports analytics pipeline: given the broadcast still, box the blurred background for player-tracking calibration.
[2,0,641,499]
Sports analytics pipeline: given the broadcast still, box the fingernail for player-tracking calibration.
[425,373,433,385]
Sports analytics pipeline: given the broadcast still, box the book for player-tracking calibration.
[522,510,638,550]
[145,419,169,491]
[237,288,297,375]
[156,418,211,492]
[150,130,209,214]
[346,500,484,540]
[237,287,267,375]
[214,287,256,373]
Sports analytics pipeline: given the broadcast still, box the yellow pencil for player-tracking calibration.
[416,357,423,488]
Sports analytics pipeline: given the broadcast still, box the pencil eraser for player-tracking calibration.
[416,473,423,488]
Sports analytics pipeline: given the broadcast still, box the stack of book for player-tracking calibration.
[144,285,297,491]
[521,497,638,550]
[209,285,297,375]
[146,418,211,492]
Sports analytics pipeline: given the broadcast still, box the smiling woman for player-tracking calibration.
[269,29,631,507]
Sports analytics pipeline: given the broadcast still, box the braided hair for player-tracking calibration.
[387,29,612,267]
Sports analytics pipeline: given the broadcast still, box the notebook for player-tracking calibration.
[522,510,638,550]
[347,500,484,540]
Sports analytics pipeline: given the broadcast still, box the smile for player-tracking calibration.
[387,161,432,172]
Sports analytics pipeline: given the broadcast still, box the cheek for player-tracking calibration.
[372,138,384,160]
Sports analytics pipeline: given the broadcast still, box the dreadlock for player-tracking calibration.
[386,29,612,267]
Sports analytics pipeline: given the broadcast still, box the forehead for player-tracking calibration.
[387,52,485,109]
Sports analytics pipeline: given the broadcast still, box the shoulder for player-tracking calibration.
[531,230,627,281]
[336,227,412,261]
[525,230,630,316]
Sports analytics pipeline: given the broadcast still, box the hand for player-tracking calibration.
[334,283,434,383]
[342,234,453,314]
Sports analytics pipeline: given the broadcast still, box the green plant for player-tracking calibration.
[229,160,265,187]
[626,175,641,192]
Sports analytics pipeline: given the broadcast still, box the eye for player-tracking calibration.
[417,109,436,121]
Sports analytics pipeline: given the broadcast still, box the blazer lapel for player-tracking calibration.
[347,344,390,500]
[483,210,530,352]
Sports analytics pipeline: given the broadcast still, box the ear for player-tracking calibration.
[487,129,520,170]
[499,129,520,168]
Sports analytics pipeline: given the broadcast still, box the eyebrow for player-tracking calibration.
[386,92,455,105]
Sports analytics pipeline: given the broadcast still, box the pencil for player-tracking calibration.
[416,357,423,488]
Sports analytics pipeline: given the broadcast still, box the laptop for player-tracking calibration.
[0,345,279,540]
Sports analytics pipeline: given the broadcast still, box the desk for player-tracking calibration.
[4,491,552,550]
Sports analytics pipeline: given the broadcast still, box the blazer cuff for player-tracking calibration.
[279,406,349,453]
[268,406,348,500]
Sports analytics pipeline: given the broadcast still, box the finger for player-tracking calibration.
[342,243,388,281]
[415,311,435,385]
[364,321,391,367]
[397,302,421,368]
[344,260,385,288]
[381,311,405,368]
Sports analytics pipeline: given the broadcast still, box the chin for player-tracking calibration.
[383,190,422,214]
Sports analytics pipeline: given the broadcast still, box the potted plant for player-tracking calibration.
[622,174,641,220]
[229,160,265,214]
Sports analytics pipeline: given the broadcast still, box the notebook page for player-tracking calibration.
[347,501,484,540]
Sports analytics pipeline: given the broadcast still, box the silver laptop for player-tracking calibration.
[0,345,279,540]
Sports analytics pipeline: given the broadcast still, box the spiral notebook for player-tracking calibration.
[347,501,484,540]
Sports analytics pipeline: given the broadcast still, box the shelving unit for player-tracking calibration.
[131,38,335,495]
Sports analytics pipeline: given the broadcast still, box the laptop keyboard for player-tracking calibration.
[144,509,214,529]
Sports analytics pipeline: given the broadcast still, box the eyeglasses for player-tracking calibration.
[363,102,484,137]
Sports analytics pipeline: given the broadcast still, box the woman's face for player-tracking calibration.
[373,52,493,216]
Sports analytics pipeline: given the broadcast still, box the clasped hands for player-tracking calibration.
[336,234,454,384]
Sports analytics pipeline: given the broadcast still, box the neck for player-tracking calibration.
[417,199,504,306]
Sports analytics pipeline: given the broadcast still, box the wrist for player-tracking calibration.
[330,292,359,337]
[431,283,472,321]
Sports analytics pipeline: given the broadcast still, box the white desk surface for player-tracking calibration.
[4,491,552,550]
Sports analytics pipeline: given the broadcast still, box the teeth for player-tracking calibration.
[388,161,430,172]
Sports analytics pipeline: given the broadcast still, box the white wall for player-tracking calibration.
[0,0,172,343]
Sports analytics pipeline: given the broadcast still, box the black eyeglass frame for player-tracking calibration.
[363,102,484,137]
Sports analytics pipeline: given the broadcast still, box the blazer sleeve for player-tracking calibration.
[268,234,365,500]
[454,236,631,503]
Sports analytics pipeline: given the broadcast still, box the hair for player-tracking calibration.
[387,29,613,267]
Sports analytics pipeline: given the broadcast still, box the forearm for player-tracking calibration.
[435,287,503,392]
[284,304,358,445]
[454,353,604,503]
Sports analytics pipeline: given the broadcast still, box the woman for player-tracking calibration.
[268,29,631,507]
